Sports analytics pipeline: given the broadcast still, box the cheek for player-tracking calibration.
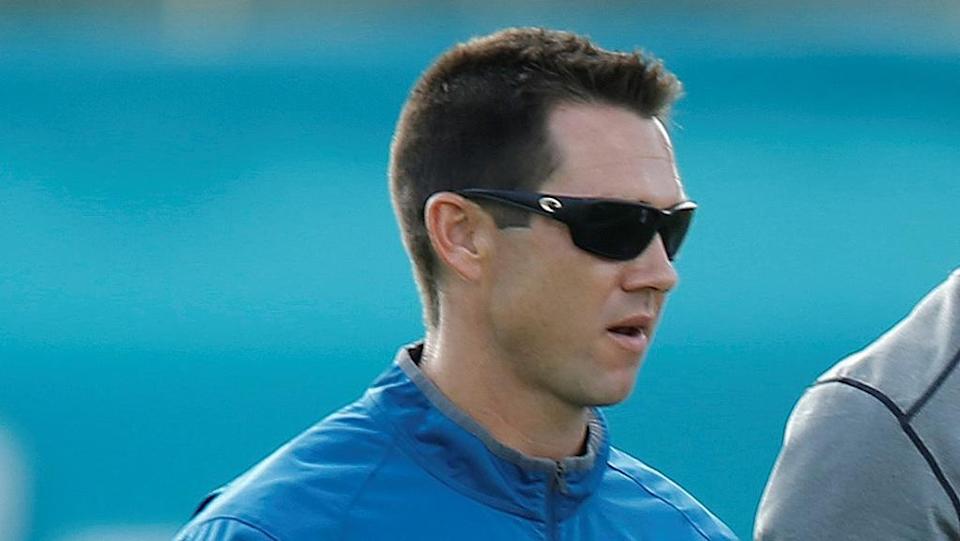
[495,218,627,323]
[493,240,616,338]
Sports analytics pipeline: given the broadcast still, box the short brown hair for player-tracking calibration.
[389,27,682,328]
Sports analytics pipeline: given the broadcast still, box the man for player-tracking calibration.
[176,27,736,540]
[756,270,960,540]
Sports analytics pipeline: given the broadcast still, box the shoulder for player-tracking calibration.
[175,517,278,541]
[601,447,738,540]
[177,397,402,541]
[755,378,957,539]
[821,270,960,409]
[766,381,911,476]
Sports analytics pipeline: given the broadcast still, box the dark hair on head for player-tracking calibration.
[389,27,683,328]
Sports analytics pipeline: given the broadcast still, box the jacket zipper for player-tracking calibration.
[547,461,567,541]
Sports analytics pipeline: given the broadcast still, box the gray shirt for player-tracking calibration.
[755,270,960,540]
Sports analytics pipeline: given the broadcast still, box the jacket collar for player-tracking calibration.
[365,342,611,521]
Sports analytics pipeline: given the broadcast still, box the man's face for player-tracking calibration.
[485,101,685,408]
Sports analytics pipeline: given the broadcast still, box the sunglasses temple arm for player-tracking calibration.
[460,193,558,220]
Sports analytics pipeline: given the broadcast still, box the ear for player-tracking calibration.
[424,192,492,283]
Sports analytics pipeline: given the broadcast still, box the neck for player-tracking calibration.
[421,321,590,461]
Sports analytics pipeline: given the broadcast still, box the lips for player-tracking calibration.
[608,326,643,337]
[606,315,654,353]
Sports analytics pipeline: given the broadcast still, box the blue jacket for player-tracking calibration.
[176,344,737,540]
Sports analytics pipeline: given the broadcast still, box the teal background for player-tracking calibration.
[1,3,958,540]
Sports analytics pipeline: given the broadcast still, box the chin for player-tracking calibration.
[593,365,641,405]
[583,382,636,407]
[596,392,633,407]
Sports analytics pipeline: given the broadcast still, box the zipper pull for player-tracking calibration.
[554,461,568,494]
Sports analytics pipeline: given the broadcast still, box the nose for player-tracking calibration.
[620,234,678,293]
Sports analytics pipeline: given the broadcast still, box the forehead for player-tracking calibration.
[541,102,684,209]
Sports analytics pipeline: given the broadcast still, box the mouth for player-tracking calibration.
[606,325,649,353]
[608,326,644,337]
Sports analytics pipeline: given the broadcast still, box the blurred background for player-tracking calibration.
[1,1,958,539]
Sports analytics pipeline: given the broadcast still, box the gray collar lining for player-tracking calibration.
[397,346,602,474]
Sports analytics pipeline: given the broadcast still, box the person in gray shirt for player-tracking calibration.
[755,270,960,540]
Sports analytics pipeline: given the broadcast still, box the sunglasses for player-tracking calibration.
[455,189,696,261]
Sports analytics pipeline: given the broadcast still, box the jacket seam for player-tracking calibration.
[366,393,543,521]
[606,462,711,540]
[816,376,960,529]
[333,428,404,541]
[187,515,281,541]
[905,346,960,420]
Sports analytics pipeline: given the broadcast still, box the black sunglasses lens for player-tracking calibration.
[659,208,694,260]
[568,202,657,260]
